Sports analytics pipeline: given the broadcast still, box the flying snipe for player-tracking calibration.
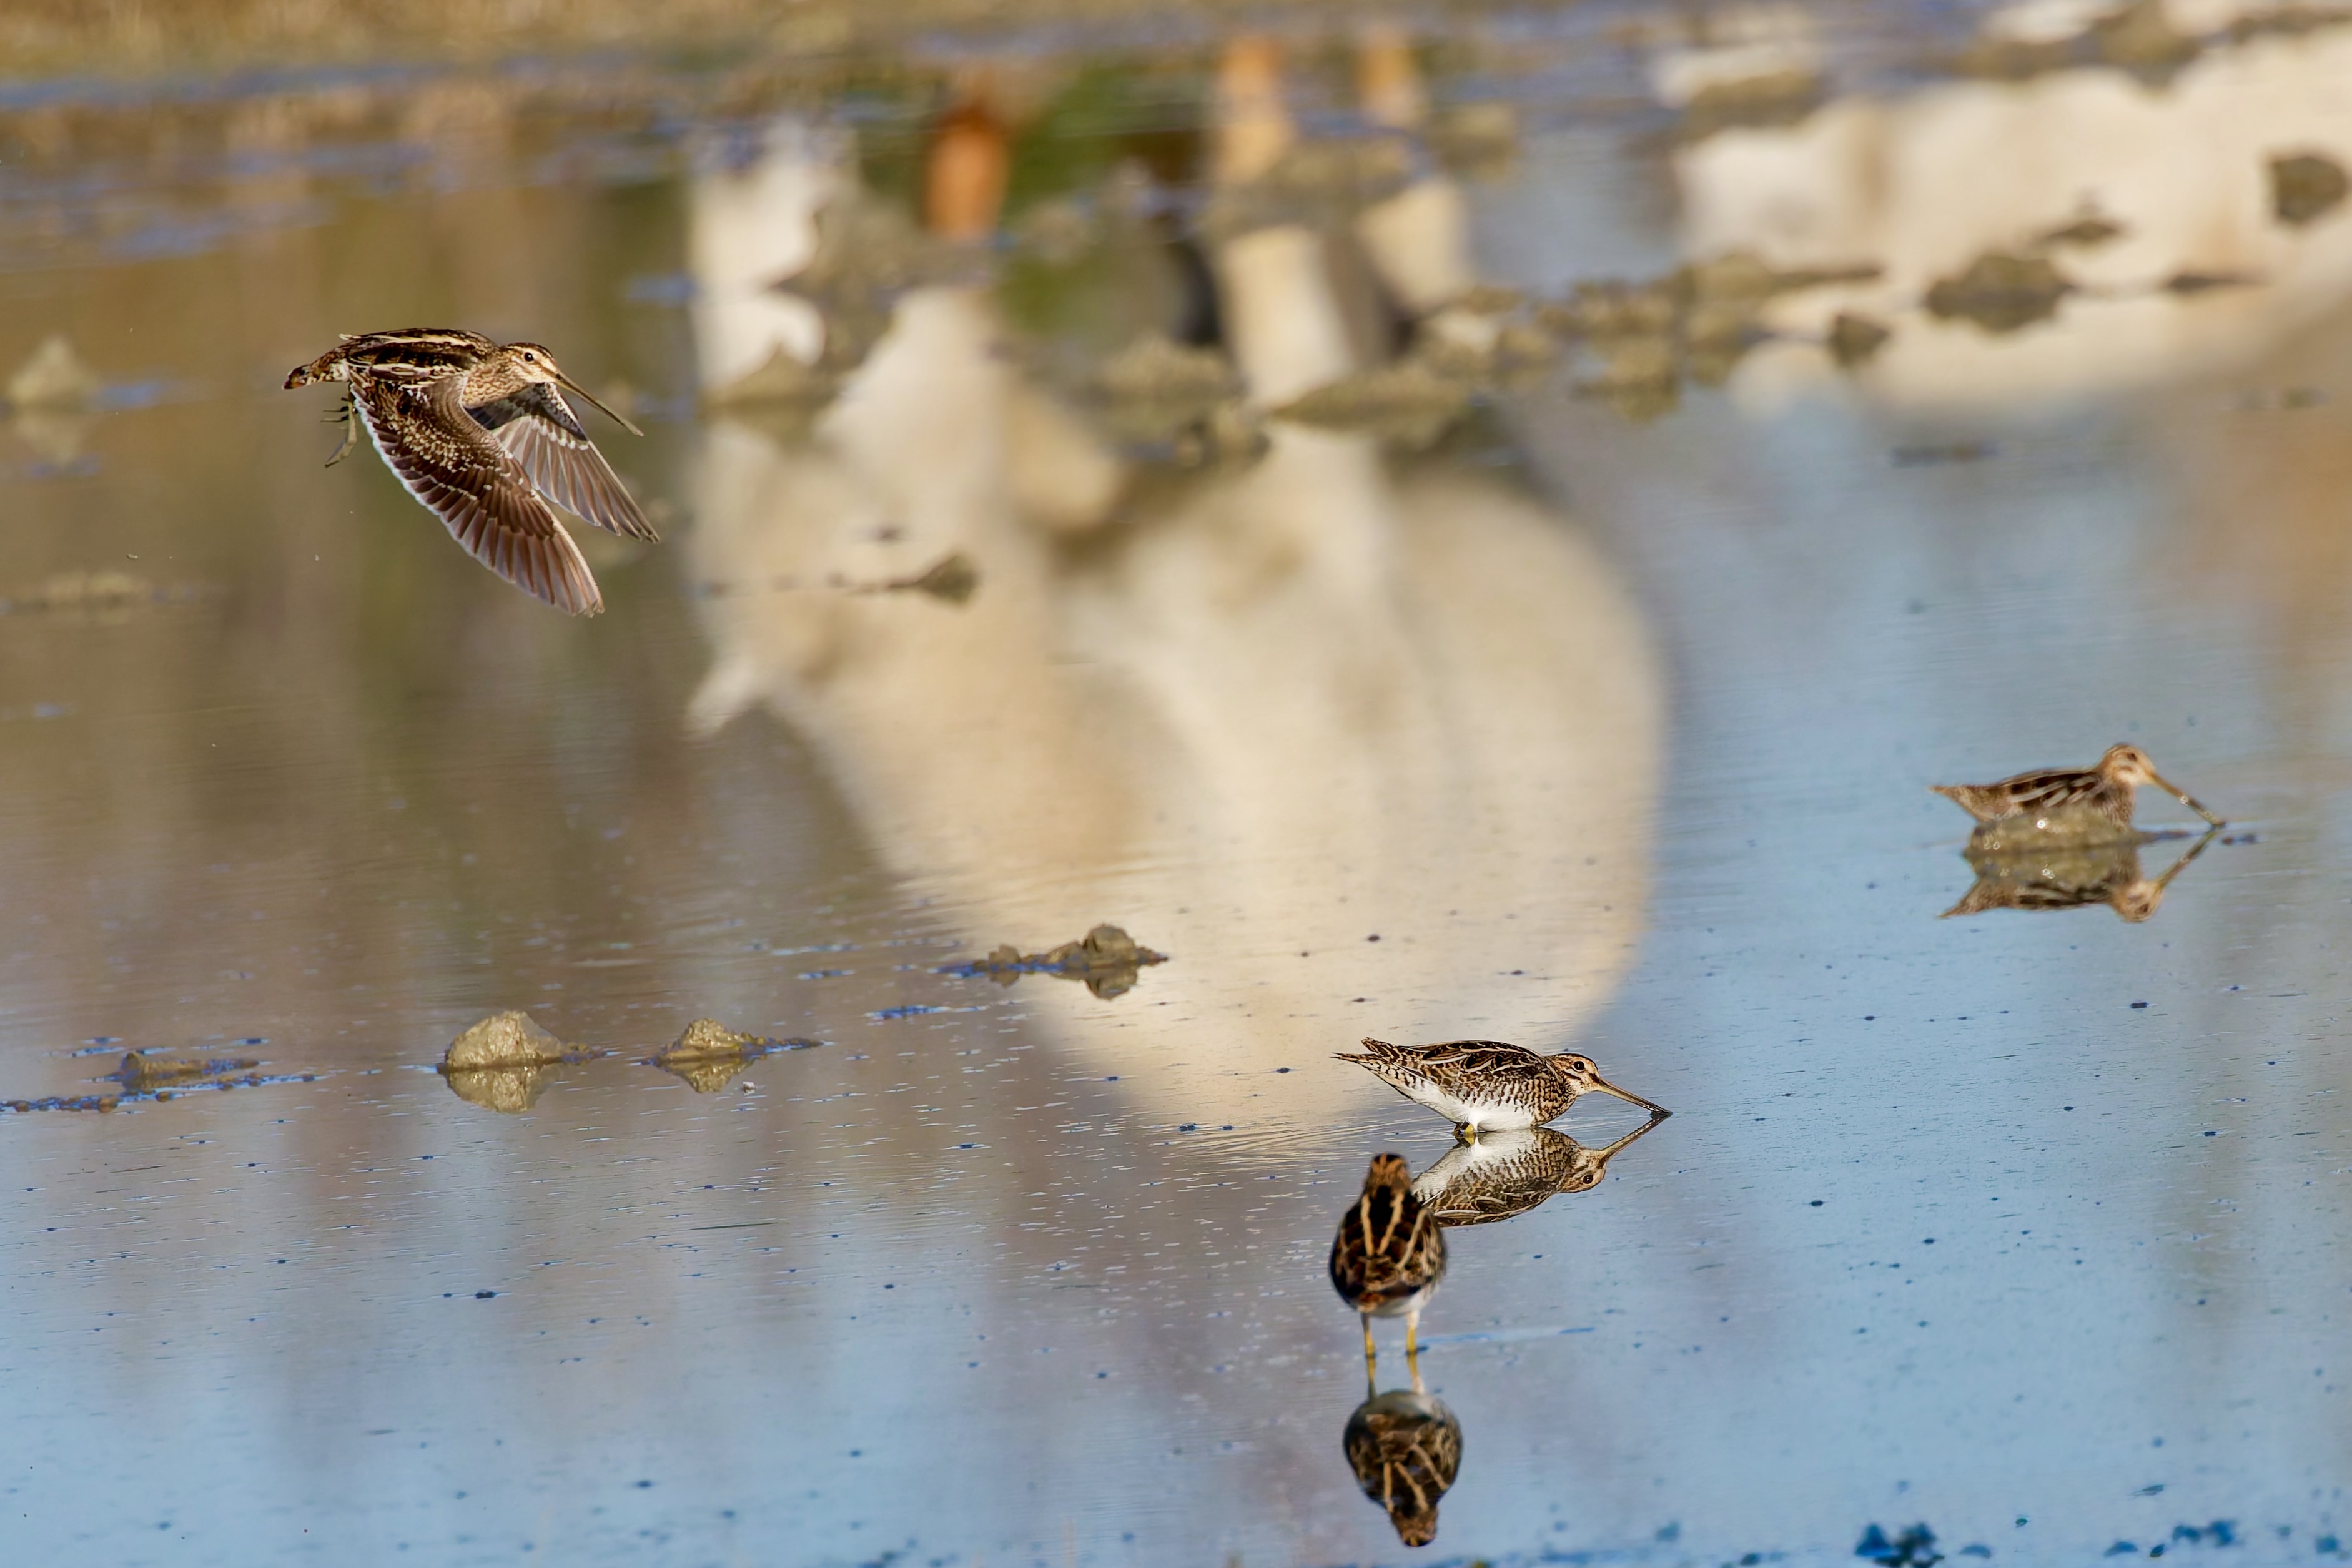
[1328,1153,1447,1374]
[285,330,658,615]
[1932,744,2221,836]
[1337,1038,1668,1137]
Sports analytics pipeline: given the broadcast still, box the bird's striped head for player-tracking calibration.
[1548,1052,1669,1117]
[2099,743,2157,787]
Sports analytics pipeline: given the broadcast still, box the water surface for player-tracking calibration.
[2,6,2349,1563]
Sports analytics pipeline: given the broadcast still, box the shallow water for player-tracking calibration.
[2,5,2350,1564]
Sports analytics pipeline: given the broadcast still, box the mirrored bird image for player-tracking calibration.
[1931,743,2221,837]
[1410,1118,1666,1226]
[1942,823,2221,922]
[1337,1038,1668,1137]
[1342,1384,1463,1549]
[285,329,658,615]
[1328,1153,1448,1376]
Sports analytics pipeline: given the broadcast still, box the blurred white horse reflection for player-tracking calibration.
[1649,0,2352,407]
[681,51,1662,1125]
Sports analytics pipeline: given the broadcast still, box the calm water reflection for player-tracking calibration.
[2,3,2350,1564]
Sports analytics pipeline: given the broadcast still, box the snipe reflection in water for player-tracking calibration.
[1943,824,2221,922]
[1343,1376,1464,1550]
[1411,1117,1668,1226]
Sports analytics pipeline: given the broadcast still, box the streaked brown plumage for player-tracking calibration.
[285,329,656,615]
[1336,1038,1668,1135]
[1343,1386,1462,1549]
[1944,823,2218,922]
[1931,743,2221,836]
[1329,1153,1447,1371]
[1410,1118,1665,1226]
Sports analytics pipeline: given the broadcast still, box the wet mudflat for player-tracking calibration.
[1,2,2348,1563]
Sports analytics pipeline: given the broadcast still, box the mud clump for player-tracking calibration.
[947,924,1169,1000]
[1273,358,1477,449]
[1924,252,2072,334]
[0,570,218,618]
[2271,151,2349,227]
[878,551,979,606]
[1828,312,1892,368]
[653,1018,819,1093]
[112,1053,260,1093]
[440,1010,571,1114]
[6,335,101,412]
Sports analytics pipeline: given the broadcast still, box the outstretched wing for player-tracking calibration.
[353,373,603,616]
[467,382,658,541]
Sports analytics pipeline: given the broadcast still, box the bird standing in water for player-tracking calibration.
[1328,1153,1447,1377]
[1931,743,2221,835]
[285,330,657,615]
[1337,1038,1668,1137]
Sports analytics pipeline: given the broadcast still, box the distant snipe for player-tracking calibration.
[1328,1153,1447,1375]
[1931,744,2221,835]
[1337,1038,1668,1136]
[285,329,657,615]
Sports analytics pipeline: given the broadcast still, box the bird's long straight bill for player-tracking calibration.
[2145,770,2224,826]
[1591,1078,1670,1117]
[556,372,645,437]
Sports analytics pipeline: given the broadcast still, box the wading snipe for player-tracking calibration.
[285,330,658,615]
[1932,744,2221,836]
[1337,1038,1668,1137]
[1328,1153,1447,1376]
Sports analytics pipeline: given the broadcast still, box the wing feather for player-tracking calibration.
[471,382,658,541]
[353,373,603,616]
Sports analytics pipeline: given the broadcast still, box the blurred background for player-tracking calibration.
[1,1,2348,1562]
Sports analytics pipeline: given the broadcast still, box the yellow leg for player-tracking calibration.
[1405,1303,1424,1391]
[1361,1313,1377,1371]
